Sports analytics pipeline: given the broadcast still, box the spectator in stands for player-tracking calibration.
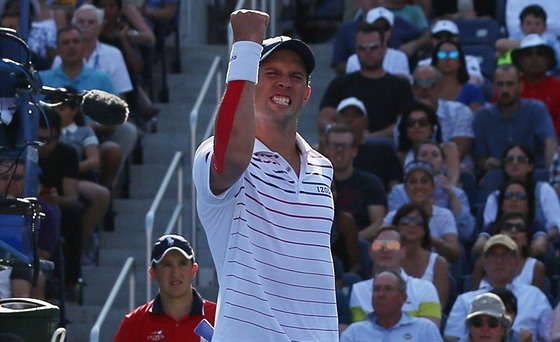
[40,25,124,191]
[383,0,428,30]
[464,292,512,342]
[431,0,497,20]
[390,141,474,240]
[349,226,442,327]
[324,123,387,242]
[341,270,443,341]
[431,40,484,113]
[28,0,64,68]
[412,65,474,164]
[417,20,484,85]
[511,33,560,137]
[332,97,402,191]
[396,100,461,185]
[391,203,449,308]
[330,0,427,74]
[345,7,410,79]
[140,0,178,25]
[53,94,110,265]
[0,158,60,300]
[319,23,414,143]
[473,65,557,173]
[552,301,560,342]
[444,234,552,341]
[498,4,560,71]
[473,179,550,259]
[479,145,560,244]
[114,234,216,341]
[489,287,533,342]
[92,0,159,122]
[551,146,560,198]
[383,161,461,262]
[38,109,84,299]
[471,212,546,293]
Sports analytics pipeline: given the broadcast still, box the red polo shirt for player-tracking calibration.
[114,288,216,341]
[520,75,560,136]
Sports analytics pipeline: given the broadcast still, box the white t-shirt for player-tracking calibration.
[346,48,411,79]
[193,135,338,341]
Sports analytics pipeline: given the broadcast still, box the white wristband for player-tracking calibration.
[226,41,263,84]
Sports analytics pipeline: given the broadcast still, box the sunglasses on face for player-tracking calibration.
[357,43,381,52]
[437,50,460,60]
[371,240,401,251]
[407,117,431,128]
[398,216,424,226]
[504,192,527,201]
[500,222,526,232]
[470,316,500,329]
[504,155,530,165]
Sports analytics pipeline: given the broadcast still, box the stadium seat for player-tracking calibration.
[454,18,501,46]
[461,44,497,80]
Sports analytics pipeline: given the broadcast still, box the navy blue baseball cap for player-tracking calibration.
[261,36,315,74]
[151,234,194,265]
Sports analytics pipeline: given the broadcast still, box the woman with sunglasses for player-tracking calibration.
[389,140,474,241]
[471,212,546,292]
[481,145,560,248]
[396,101,461,185]
[431,40,484,114]
[473,180,549,259]
[391,203,449,309]
[465,293,512,342]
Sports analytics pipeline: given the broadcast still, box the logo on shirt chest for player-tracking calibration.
[147,330,166,341]
[316,185,331,195]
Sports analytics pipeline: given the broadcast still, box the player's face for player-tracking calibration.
[256,50,310,123]
[150,250,197,300]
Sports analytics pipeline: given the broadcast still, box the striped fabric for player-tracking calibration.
[193,135,339,341]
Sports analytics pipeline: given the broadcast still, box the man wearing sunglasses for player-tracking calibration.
[472,64,557,173]
[444,234,552,342]
[511,33,560,138]
[348,226,442,328]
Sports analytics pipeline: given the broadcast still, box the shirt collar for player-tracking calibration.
[479,278,515,291]
[149,288,205,316]
[61,123,78,135]
[368,311,413,329]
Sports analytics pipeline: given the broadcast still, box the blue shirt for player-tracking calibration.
[39,65,117,95]
[341,312,443,342]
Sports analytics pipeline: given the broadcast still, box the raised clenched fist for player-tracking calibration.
[230,9,269,44]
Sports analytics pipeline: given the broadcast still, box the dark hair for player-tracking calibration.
[40,107,62,135]
[391,203,432,250]
[494,64,521,79]
[372,225,407,246]
[325,123,358,146]
[56,25,82,44]
[489,288,517,316]
[92,0,123,10]
[431,40,469,84]
[494,212,532,257]
[495,180,535,228]
[414,140,445,160]
[501,144,536,182]
[397,101,442,153]
[356,22,385,46]
[519,5,547,22]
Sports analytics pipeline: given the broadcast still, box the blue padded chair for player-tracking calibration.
[454,18,502,46]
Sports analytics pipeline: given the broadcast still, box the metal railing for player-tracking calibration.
[89,257,136,342]
[189,56,223,275]
[145,151,184,301]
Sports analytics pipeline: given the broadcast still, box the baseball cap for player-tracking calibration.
[151,234,195,265]
[366,7,394,26]
[403,160,434,181]
[336,97,367,116]
[466,293,508,321]
[261,36,315,74]
[482,234,518,256]
[511,33,557,70]
[431,20,459,35]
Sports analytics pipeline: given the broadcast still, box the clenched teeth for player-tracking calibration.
[272,96,290,105]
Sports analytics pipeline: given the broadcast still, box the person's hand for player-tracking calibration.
[518,328,532,342]
[434,174,452,193]
[483,157,501,171]
[230,9,269,44]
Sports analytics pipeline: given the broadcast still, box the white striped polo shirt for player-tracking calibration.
[193,134,339,341]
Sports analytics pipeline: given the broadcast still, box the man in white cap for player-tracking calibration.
[465,293,512,342]
[444,234,552,342]
[418,19,484,85]
[345,7,410,79]
[512,33,560,138]
[114,234,216,341]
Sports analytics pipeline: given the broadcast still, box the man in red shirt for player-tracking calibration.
[114,234,216,341]
[512,33,560,137]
